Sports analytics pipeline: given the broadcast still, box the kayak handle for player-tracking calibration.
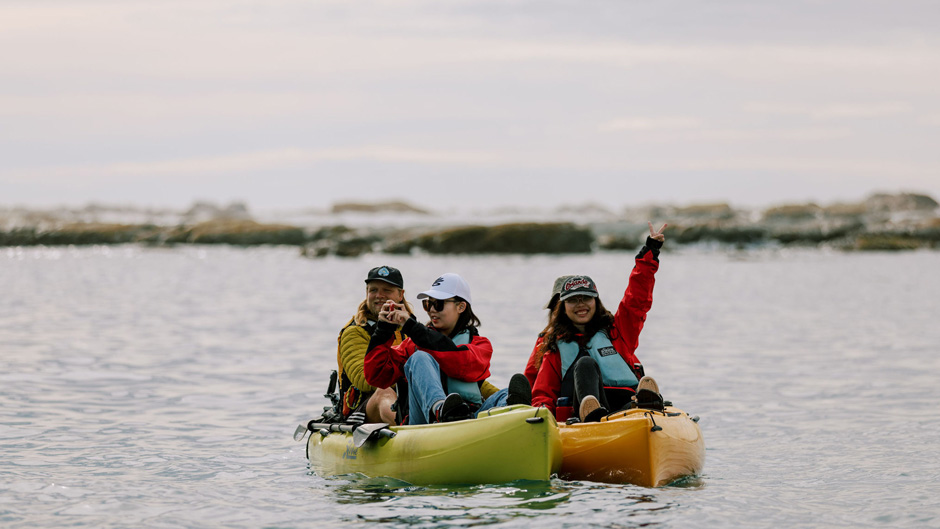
[645,412,663,432]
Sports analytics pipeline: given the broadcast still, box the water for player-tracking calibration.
[2,245,939,528]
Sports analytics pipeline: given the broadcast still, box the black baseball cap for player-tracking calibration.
[365,265,404,288]
[558,275,599,302]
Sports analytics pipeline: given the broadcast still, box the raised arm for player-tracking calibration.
[612,223,666,354]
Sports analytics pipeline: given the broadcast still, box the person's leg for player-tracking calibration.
[572,356,610,410]
[572,356,610,421]
[365,386,398,424]
[475,388,509,417]
[403,351,447,425]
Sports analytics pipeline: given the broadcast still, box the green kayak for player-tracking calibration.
[305,405,562,485]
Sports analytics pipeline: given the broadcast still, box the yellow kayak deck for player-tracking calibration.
[306,405,563,485]
[558,405,705,487]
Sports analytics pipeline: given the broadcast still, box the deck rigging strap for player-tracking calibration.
[294,420,396,445]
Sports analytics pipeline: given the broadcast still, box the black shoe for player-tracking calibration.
[433,393,471,423]
[584,407,609,422]
[507,373,532,406]
[635,389,665,411]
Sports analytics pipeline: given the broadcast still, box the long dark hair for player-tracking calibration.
[450,296,481,337]
[534,296,613,370]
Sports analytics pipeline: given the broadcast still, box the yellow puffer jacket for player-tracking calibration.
[337,321,393,394]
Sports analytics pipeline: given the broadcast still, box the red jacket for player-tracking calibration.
[530,239,661,416]
[364,317,493,389]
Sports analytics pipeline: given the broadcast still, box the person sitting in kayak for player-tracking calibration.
[531,222,667,423]
[365,273,531,424]
[335,265,414,424]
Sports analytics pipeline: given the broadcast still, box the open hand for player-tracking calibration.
[649,221,668,242]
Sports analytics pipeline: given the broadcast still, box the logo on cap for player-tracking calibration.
[432,276,445,287]
[378,267,390,277]
[564,278,593,291]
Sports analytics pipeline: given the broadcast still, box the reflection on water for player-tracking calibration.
[326,475,671,528]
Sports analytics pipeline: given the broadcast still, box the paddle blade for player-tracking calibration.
[293,424,308,442]
[352,423,389,448]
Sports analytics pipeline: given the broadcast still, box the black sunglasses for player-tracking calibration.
[422,298,456,312]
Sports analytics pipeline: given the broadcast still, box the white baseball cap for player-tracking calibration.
[417,273,472,304]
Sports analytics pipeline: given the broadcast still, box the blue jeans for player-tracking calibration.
[403,351,509,425]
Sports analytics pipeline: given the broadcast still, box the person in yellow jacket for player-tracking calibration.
[338,265,501,424]
[337,266,412,423]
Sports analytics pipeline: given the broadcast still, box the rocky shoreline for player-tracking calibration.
[2,193,938,254]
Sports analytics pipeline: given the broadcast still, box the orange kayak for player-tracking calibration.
[558,405,705,487]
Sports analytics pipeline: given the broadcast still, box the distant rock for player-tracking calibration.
[852,234,924,251]
[821,202,868,219]
[865,193,938,212]
[183,201,252,224]
[166,219,305,245]
[0,223,157,246]
[761,203,822,222]
[386,223,593,255]
[668,222,768,246]
[301,225,383,258]
[674,203,736,220]
[3,190,939,252]
[331,200,430,215]
[621,202,744,226]
[555,202,616,216]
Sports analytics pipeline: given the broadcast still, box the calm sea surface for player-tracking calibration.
[2,245,939,528]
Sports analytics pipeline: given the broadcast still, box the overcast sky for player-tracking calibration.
[2,0,938,211]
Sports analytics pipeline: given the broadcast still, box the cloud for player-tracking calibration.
[744,101,914,120]
[601,117,703,132]
[4,147,499,182]
[3,0,938,82]
[2,1,938,208]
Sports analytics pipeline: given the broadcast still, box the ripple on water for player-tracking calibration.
[3,247,940,528]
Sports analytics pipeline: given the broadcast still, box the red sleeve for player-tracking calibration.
[531,351,561,413]
[611,248,658,359]
[427,335,492,382]
[524,336,544,388]
[364,337,415,389]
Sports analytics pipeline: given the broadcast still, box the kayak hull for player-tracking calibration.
[558,406,705,487]
[306,405,562,485]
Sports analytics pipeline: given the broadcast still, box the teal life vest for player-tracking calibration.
[558,332,639,388]
[439,330,483,406]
